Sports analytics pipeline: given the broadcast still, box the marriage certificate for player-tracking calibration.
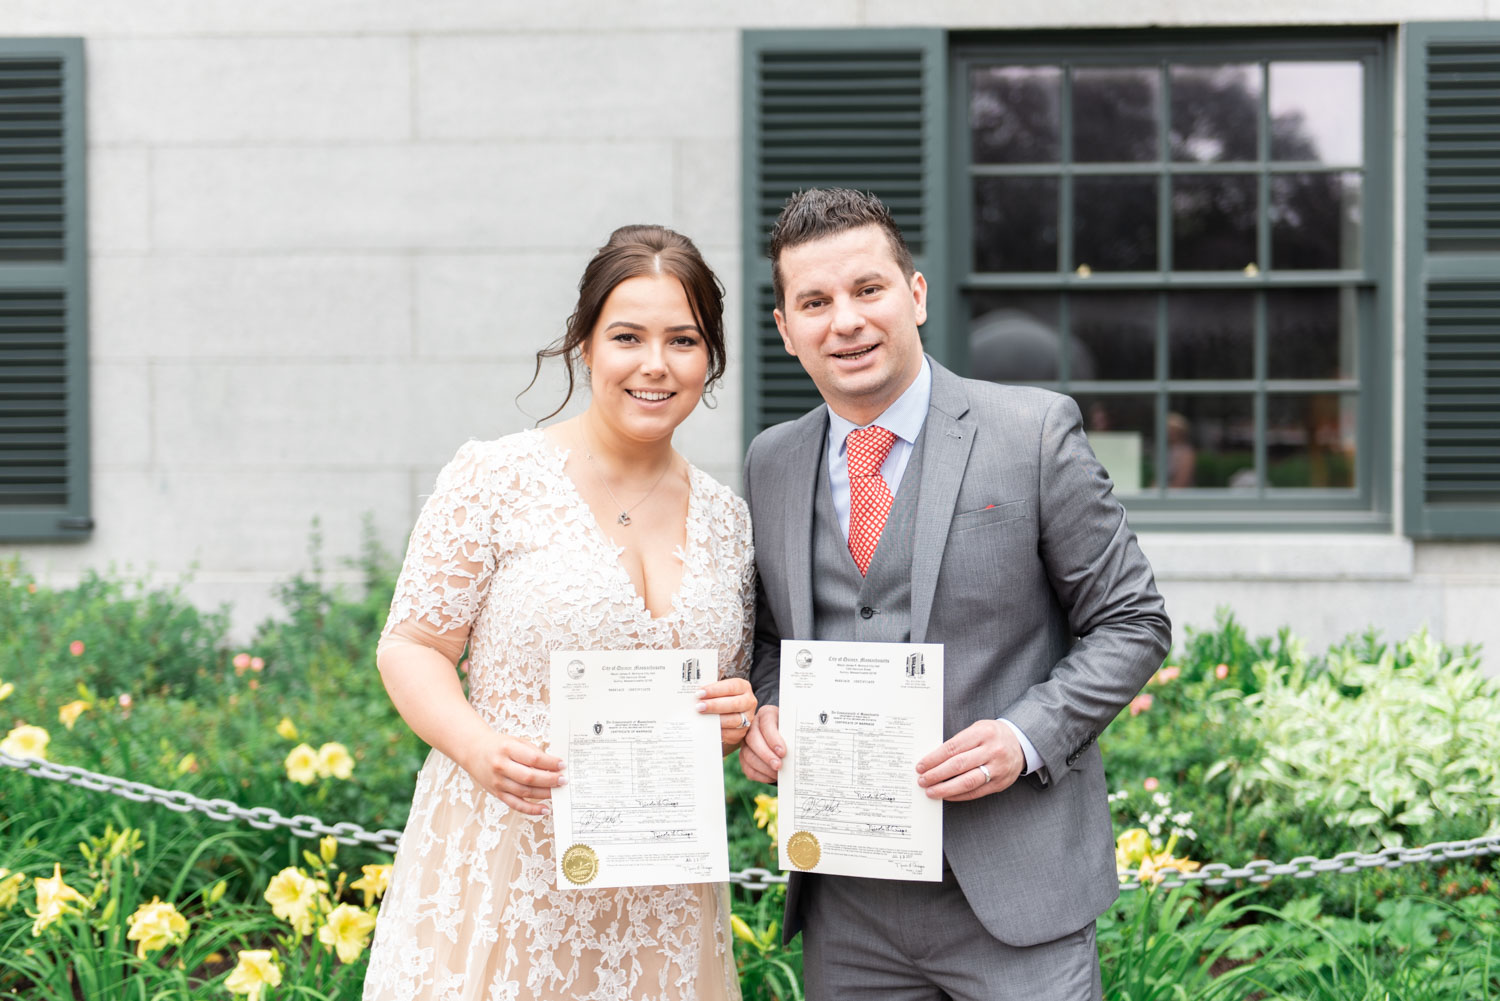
[549,649,729,890]
[778,639,944,881]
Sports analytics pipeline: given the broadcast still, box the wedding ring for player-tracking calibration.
[738,712,752,729]
[977,763,993,784]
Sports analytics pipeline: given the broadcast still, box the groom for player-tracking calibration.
[739,188,1171,1001]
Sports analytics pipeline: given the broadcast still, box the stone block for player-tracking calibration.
[90,37,411,144]
[150,359,544,466]
[674,141,740,251]
[88,148,151,254]
[91,362,153,467]
[152,144,674,251]
[414,252,584,362]
[0,0,858,35]
[859,0,1485,25]
[91,255,412,361]
[415,32,735,140]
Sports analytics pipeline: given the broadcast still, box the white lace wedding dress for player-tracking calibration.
[363,430,753,1001]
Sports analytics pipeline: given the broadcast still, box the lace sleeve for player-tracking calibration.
[381,441,504,655]
[729,494,756,682]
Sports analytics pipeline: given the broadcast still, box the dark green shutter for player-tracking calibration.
[1404,24,1500,538]
[741,29,948,445]
[0,38,87,541]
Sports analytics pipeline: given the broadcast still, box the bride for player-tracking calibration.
[363,225,756,1000]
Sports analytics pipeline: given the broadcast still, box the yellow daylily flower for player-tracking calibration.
[730,913,757,945]
[1135,852,1202,887]
[31,864,88,935]
[1,724,49,761]
[0,869,25,910]
[284,743,319,785]
[264,867,324,936]
[319,835,339,865]
[1114,828,1152,872]
[350,863,391,908]
[317,903,378,963]
[57,699,88,730]
[225,949,282,1000]
[316,742,355,780]
[275,717,299,740]
[125,897,189,958]
[752,793,779,843]
[0,680,13,702]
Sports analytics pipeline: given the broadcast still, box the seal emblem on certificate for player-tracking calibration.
[549,649,730,890]
[777,639,944,881]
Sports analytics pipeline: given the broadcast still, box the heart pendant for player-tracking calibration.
[617,512,631,526]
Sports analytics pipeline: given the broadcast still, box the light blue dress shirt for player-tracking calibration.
[822,357,1043,778]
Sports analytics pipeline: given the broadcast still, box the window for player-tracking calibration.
[743,26,1500,536]
[955,36,1389,527]
[0,38,90,541]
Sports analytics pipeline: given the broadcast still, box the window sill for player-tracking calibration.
[1137,532,1413,582]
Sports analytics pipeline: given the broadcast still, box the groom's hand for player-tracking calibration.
[739,705,784,784]
[915,719,1024,801]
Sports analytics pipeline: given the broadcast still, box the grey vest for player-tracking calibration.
[812,425,928,643]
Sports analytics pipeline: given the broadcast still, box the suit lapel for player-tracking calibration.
[781,409,826,640]
[911,362,974,643]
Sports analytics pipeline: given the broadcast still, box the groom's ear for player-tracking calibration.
[910,271,928,327]
[774,309,797,356]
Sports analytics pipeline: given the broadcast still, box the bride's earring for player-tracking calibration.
[701,386,718,410]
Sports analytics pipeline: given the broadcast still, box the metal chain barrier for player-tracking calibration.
[6,750,1496,892]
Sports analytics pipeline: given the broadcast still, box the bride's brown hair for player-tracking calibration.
[525,225,727,423]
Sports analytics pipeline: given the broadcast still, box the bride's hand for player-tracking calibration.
[459,732,566,816]
[698,677,757,751]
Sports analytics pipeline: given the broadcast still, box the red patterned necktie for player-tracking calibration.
[845,425,899,576]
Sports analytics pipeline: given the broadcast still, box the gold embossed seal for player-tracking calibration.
[561,844,599,886]
[786,831,821,870]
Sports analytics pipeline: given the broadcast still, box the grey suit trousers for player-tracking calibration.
[801,871,1103,1001]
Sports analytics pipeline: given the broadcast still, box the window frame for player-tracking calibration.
[946,30,1395,532]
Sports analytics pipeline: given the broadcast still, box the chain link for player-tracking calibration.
[7,751,1495,892]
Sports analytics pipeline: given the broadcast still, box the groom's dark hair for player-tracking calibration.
[768,188,916,311]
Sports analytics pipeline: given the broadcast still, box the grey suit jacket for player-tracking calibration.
[743,358,1171,949]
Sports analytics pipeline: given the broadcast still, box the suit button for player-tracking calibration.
[860,606,875,619]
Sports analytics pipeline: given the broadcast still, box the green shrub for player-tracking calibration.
[1208,628,1500,851]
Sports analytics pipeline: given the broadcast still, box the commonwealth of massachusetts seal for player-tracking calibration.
[786,831,821,871]
[561,844,599,886]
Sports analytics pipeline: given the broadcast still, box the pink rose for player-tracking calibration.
[232,653,251,670]
[69,640,85,657]
[250,657,265,672]
[1158,666,1180,683]
[1129,693,1154,716]
[1143,777,1159,791]
[1215,664,1229,680]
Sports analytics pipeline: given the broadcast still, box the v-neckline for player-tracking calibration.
[531,428,698,624]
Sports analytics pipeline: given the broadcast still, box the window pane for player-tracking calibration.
[1071,292,1155,381]
[1170,64,1260,163]
[967,292,1066,383]
[1169,291,1253,380]
[1267,393,1357,488]
[1271,172,1361,270]
[1074,175,1157,271]
[1167,394,1256,489]
[971,66,1062,164]
[1073,67,1159,163]
[974,177,1058,272]
[1270,61,1363,163]
[1268,289,1356,380]
[1172,173,1258,270]
[1074,393,1155,495]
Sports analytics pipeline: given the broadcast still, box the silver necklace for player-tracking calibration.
[583,440,673,526]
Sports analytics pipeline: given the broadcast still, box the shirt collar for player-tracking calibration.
[827,356,932,456]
